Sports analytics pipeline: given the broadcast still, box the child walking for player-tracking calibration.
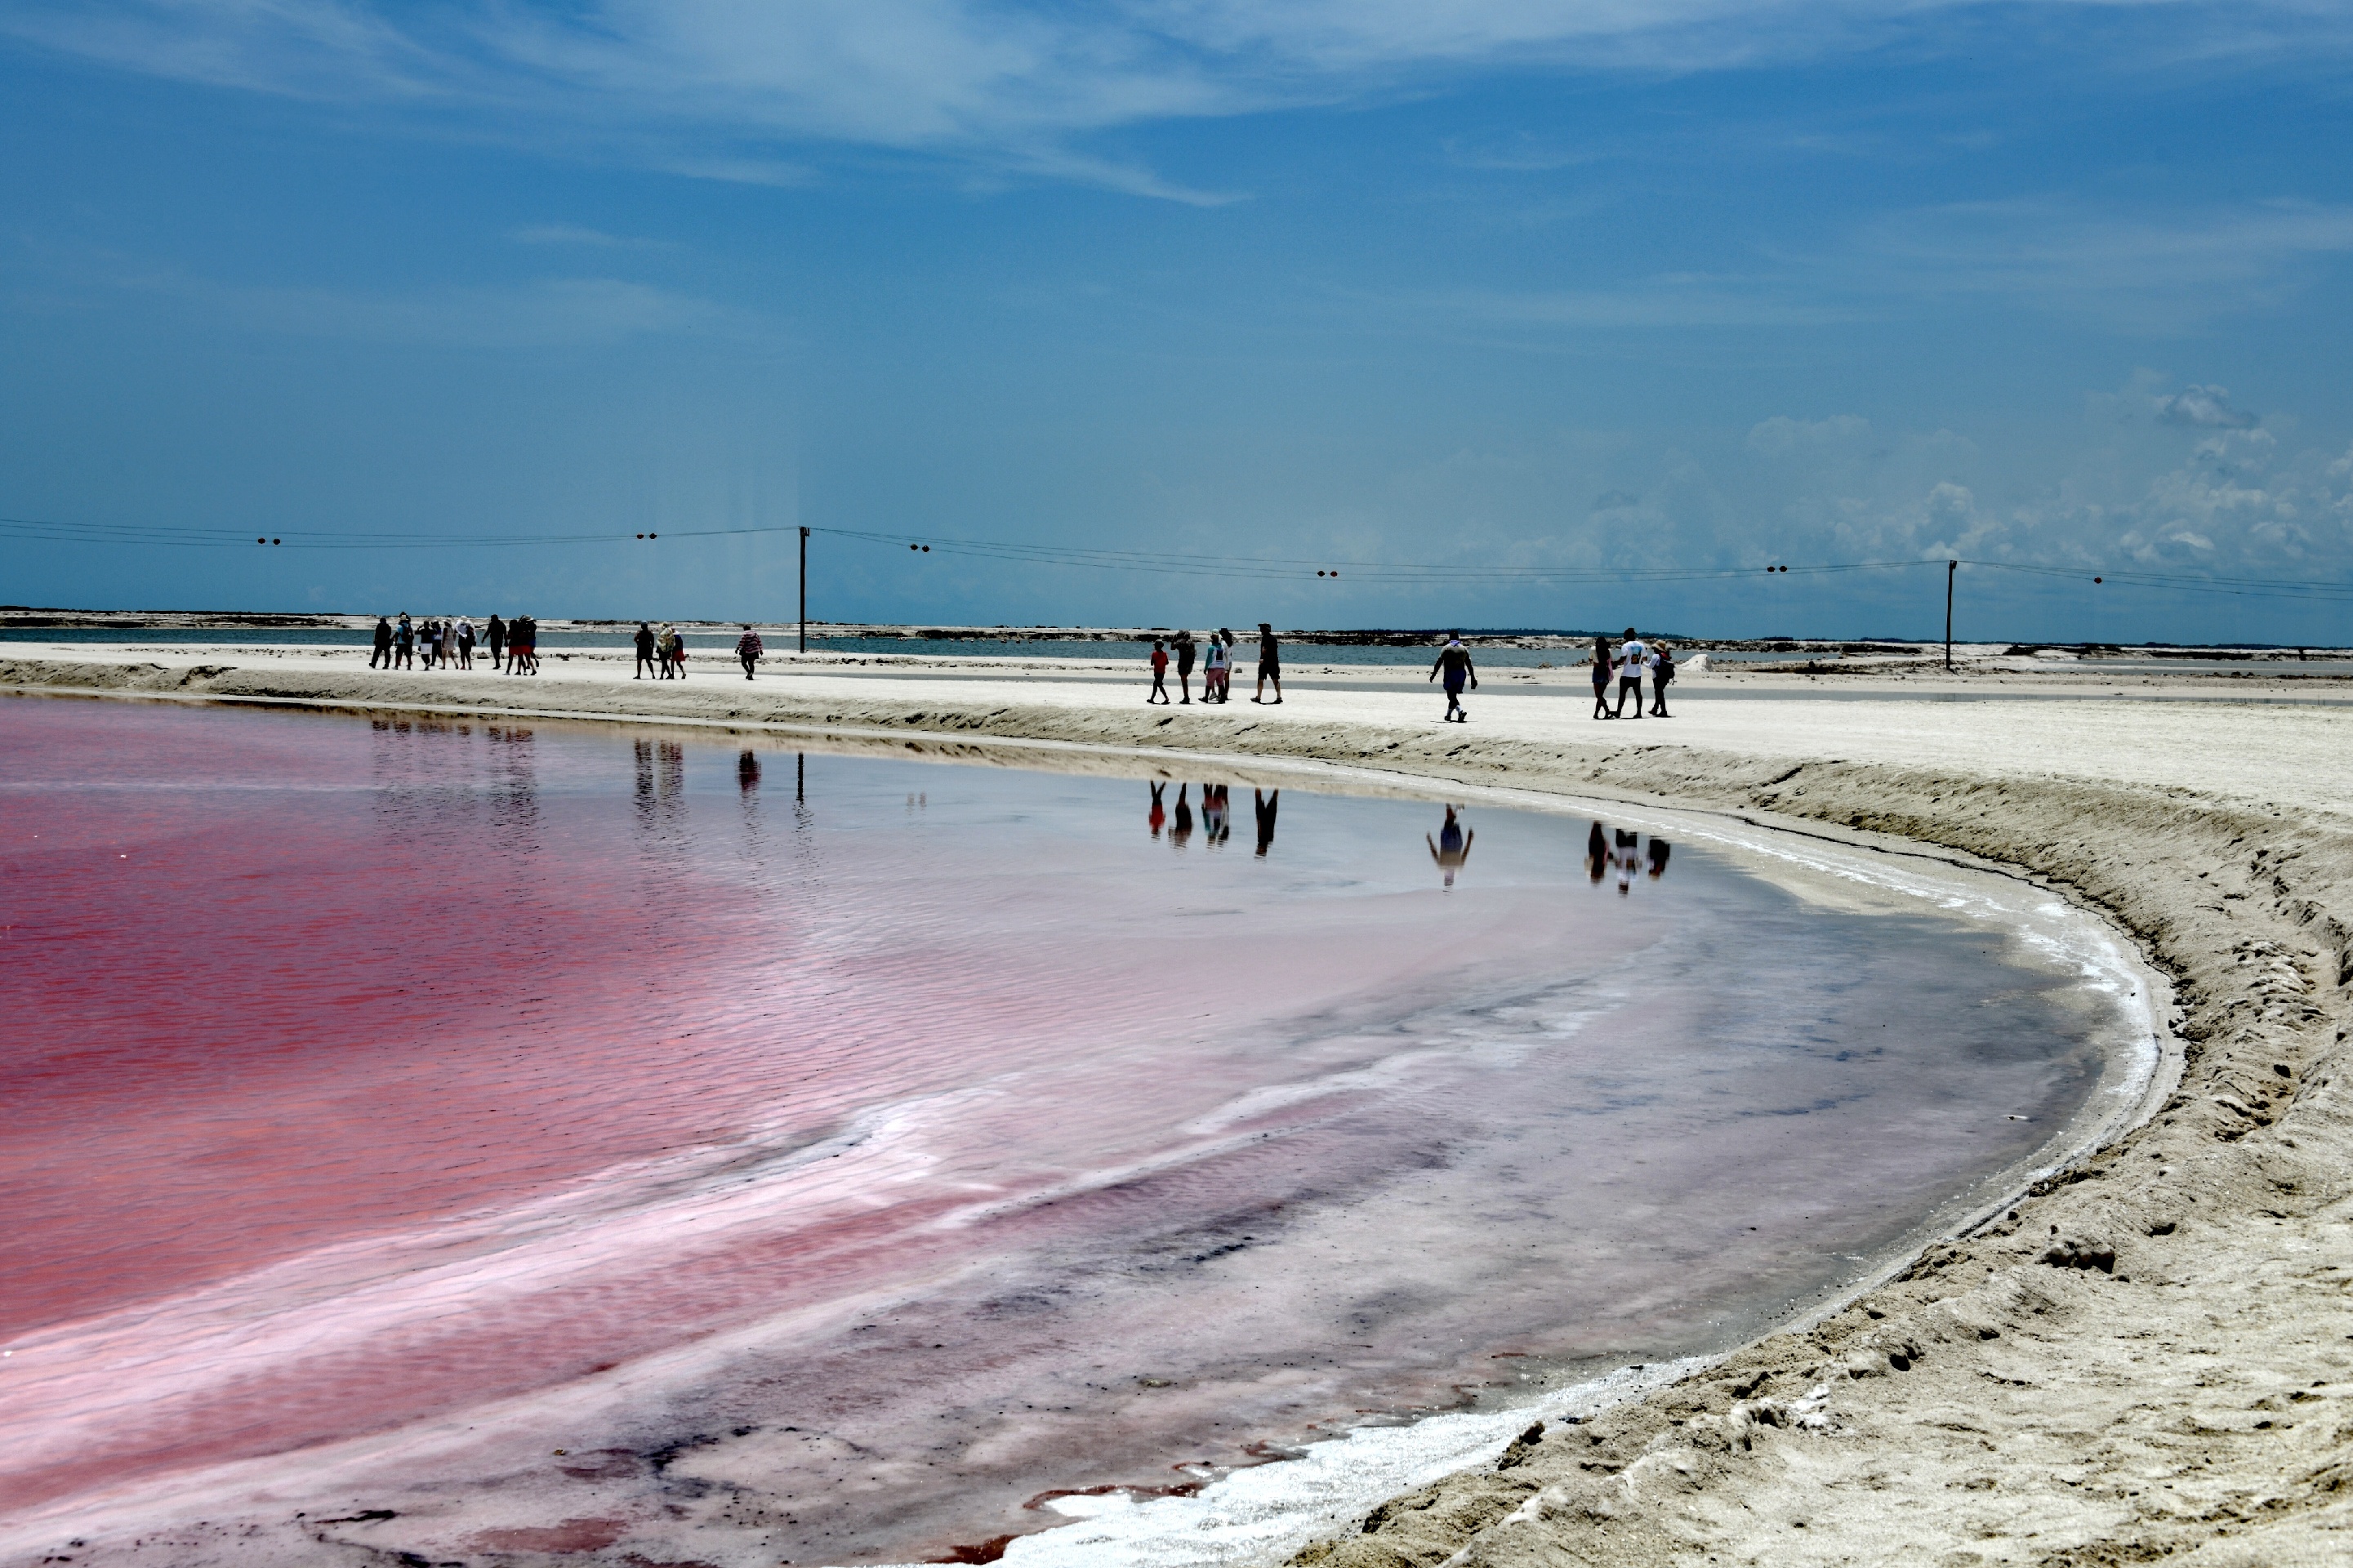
[1148,639,1171,703]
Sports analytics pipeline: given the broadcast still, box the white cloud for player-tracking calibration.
[1748,413,1869,453]
[2155,383,2257,427]
[7,2,2351,199]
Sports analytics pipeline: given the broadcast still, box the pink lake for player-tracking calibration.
[0,696,2119,1566]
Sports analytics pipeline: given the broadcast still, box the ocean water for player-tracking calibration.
[0,697,2132,1566]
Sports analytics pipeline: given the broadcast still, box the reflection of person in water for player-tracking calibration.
[1203,784,1229,844]
[1615,828,1640,895]
[738,750,760,791]
[1647,838,1671,879]
[1172,783,1194,849]
[1586,821,1610,884]
[1254,788,1279,858]
[1149,781,1166,840]
[1428,806,1474,887]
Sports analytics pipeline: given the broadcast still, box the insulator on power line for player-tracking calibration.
[256,537,266,545]
[2094,577,2103,584]
[921,545,930,552]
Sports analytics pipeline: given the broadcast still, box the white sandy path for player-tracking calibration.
[11,638,2353,819]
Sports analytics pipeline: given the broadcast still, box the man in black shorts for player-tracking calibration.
[1252,622,1282,704]
[1430,633,1477,722]
[633,621,657,679]
[1173,630,1197,703]
[1615,626,1647,719]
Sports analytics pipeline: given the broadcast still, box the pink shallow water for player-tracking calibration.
[0,697,2107,1566]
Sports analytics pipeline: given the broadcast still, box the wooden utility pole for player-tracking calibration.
[799,526,809,653]
[1945,559,1957,670]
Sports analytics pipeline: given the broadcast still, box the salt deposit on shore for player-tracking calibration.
[6,641,2352,1565]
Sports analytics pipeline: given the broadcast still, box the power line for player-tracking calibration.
[7,510,2353,603]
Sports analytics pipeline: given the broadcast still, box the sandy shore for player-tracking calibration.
[7,641,2351,1566]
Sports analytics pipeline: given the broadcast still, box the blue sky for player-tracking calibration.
[4,2,2352,643]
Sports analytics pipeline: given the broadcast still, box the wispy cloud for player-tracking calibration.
[1430,277,1862,332]
[123,269,731,347]
[6,2,2350,200]
[508,223,666,249]
[1846,198,2353,331]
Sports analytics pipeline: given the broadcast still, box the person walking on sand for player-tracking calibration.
[457,617,476,670]
[1431,633,1477,723]
[634,621,657,679]
[393,614,415,669]
[1204,631,1228,703]
[1252,623,1282,704]
[1428,806,1473,888]
[1614,627,1647,719]
[487,613,506,672]
[511,614,536,675]
[1148,639,1171,704]
[737,625,764,681]
[1648,643,1674,717]
[369,616,393,669]
[667,626,689,679]
[1589,635,1615,719]
[1173,630,1197,704]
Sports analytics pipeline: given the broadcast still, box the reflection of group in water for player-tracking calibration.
[1149,781,1280,856]
[1586,821,1670,895]
[1143,786,1664,893]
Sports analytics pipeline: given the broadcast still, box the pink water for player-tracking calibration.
[0,697,2105,1566]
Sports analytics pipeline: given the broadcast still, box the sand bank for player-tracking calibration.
[6,643,2352,1566]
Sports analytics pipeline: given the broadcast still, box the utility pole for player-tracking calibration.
[799,526,809,653]
[1945,559,1957,671]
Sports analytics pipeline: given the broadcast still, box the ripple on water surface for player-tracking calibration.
[0,697,2119,1566]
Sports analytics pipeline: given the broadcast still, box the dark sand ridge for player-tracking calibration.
[4,648,2351,1565]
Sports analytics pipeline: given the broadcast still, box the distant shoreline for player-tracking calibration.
[2,608,2345,659]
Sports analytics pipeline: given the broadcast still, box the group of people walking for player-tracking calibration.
[1143,626,1676,724]
[631,622,692,679]
[631,623,768,680]
[1592,627,1675,719]
[370,613,538,675]
[1147,625,1285,706]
